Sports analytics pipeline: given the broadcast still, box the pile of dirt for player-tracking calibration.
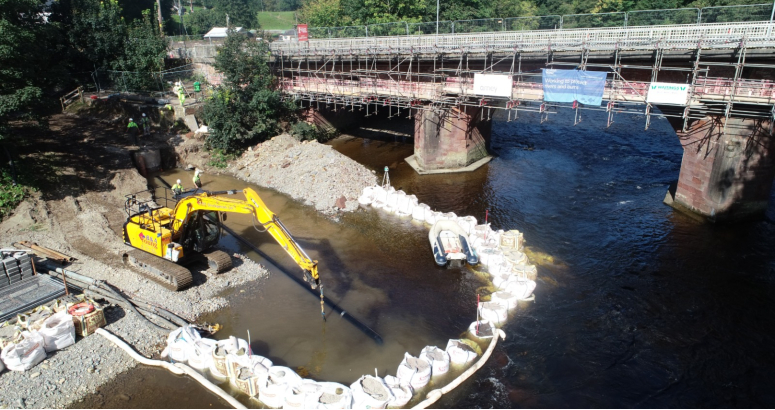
[229,134,378,214]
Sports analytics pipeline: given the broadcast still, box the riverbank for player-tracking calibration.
[0,113,270,408]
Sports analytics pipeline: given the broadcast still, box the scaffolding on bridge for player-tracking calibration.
[273,21,775,133]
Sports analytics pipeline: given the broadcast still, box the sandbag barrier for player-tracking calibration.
[153,182,537,408]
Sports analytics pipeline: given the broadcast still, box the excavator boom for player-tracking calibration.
[171,189,320,287]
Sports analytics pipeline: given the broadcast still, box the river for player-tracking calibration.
[79,108,775,408]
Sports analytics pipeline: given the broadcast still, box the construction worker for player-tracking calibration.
[140,113,151,136]
[193,168,202,189]
[178,89,186,107]
[171,179,184,196]
[127,118,140,144]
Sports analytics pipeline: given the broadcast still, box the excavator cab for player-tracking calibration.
[180,211,222,253]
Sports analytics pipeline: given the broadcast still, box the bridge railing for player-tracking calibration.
[272,21,775,54]
[296,3,773,39]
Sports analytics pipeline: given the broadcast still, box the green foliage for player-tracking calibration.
[111,11,168,90]
[52,0,128,70]
[290,121,317,141]
[207,149,235,168]
[257,11,296,29]
[0,0,64,141]
[0,169,26,220]
[202,31,289,154]
[184,7,227,34]
[298,0,350,26]
[214,0,259,28]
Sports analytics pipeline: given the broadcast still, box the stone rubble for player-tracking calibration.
[229,134,378,215]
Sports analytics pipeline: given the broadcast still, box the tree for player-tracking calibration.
[203,31,291,154]
[298,0,350,26]
[213,0,259,28]
[185,7,227,34]
[111,10,168,91]
[0,0,63,140]
[51,0,128,71]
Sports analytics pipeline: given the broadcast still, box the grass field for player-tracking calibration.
[257,11,296,30]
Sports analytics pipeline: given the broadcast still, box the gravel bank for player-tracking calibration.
[229,134,378,215]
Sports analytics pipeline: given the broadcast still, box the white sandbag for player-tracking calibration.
[384,190,405,214]
[504,279,537,300]
[186,338,216,371]
[478,301,508,326]
[467,320,495,340]
[457,216,478,235]
[372,186,394,209]
[396,353,431,390]
[492,272,516,290]
[351,375,394,409]
[512,263,538,280]
[167,325,202,363]
[491,290,519,310]
[488,261,513,278]
[396,194,417,217]
[419,345,450,376]
[499,229,524,250]
[384,375,413,408]
[258,366,303,408]
[436,212,456,223]
[283,379,324,409]
[1,331,46,371]
[502,249,527,266]
[234,366,256,396]
[478,246,504,268]
[489,229,504,249]
[210,336,249,379]
[226,349,253,380]
[412,203,430,221]
[445,339,478,365]
[425,211,440,225]
[358,186,376,206]
[316,382,353,409]
[39,312,75,352]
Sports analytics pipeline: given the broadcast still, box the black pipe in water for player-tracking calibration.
[154,175,384,345]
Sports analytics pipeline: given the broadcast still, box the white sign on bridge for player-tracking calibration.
[647,82,689,105]
[473,74,513,98]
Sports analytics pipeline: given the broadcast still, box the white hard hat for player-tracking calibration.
[176,179,181,184]
[142,113,146,117]
[129,118,133,121]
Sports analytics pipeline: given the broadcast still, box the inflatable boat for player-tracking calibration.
[429,220,479,267]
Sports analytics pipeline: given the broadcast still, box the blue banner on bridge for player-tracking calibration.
[542,69,607,106]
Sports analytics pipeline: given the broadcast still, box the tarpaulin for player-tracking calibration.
[542,69,607,106]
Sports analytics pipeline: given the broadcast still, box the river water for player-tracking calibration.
[83,108,775,408]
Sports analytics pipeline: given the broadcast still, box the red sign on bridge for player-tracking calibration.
[297,24,308,42]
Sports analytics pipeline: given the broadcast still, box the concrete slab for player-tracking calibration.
[184,114,199,132]
[405,155,492,175]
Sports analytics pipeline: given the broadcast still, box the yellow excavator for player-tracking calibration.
[122,187,320,291]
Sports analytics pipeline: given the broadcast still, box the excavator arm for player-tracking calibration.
[171,188,320,288]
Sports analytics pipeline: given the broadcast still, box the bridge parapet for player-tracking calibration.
[271,22,775,56]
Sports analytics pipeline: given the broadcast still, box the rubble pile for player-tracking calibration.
[230,134,377,215]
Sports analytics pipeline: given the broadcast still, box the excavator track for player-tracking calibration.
[122,249,193,291]
[204,250,232,274]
